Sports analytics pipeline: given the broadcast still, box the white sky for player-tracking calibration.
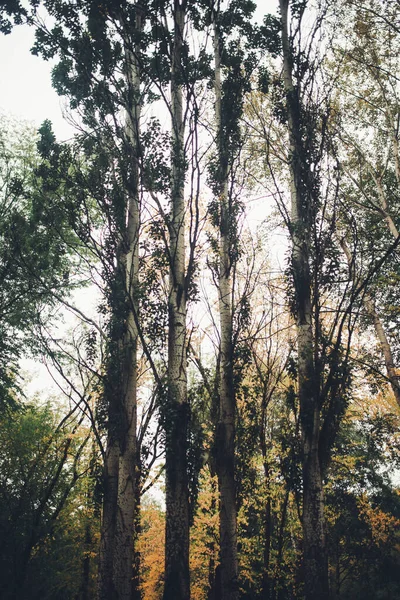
[0,1,278,138]
[0,25,75,140]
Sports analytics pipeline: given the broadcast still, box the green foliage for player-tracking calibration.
[326,405,400,598]
[255,14,282,56]
[2,2,400,600]
[187,378,210,523]
[0,0,26,34]
[142,118,171,194]
[0,400,98,600]
[0,117,82,408]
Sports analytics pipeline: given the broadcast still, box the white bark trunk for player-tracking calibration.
[370,171,399,239]
[98,6,144,600]
[341,237,400,410]
[279,1,329,598]
[113,8,142,597]
[98,438,119,600]
[213,12,238,600]
[163,2,190,598]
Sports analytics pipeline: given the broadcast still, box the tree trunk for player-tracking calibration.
[260,383,273,600]
[113,6,143,599]
[213,11,239,600]
[278,1,330,598]
[366,177,400,408]
[275,489,289,600]
[80,522,92,600]
[163,2,190,599]
[98,5,143,599]
[98,434,119,600]
[369,302,400,409]
[341,237,400,410]
[261,460,272,600]
[302,421,329,600]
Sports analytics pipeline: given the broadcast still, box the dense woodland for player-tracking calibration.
[0,0,400,599]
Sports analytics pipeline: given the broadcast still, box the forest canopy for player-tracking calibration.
[0,0,400,599]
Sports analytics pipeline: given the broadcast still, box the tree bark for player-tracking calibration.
[98,436,119,600]
[213,9,239,600]
[369,303,400,409]
[113,6,143,599]
[98,5,143,599]
[278,1,330,598]
[302,431,329,600]
[163,2,190,599]
[275,489,289,600]
[80,522,92,600]
[261,460,272,600]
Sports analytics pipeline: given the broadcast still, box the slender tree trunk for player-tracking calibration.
[369,303,400,409]
[275,489,289,600]
[213,12,238,600]
[366,177,400,408]
[79,443,98,600]
[98,6,143,599]
[372,172,400,240]
[80,522,92,600]
[113,327,139,600]
[341,237,400,409]
[207,473,218,600]
[163,2,190,599]
[97,366,119,600]
[98,428,119,600]
[260,385,273,600]
[302,428,329,600]
[261,460,272,600]
[113,7,143,599]
[278,1,329,598]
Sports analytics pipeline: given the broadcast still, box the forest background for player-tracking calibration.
[0,1,400,600]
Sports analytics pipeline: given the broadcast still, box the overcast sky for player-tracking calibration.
[0,25,76,139]
[0,1,277,139]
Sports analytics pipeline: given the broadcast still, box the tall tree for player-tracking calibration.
[109,5,144,599]
[0,2,151,597]
[278,0,329,595]
[0,116,81,408]
[163,1,190,598]
[207,3,281,595]
[329,0,400,411]
[277,1,347,596]
[211,3,239,597]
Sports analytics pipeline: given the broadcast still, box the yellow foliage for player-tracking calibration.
[190,467,219,600]
[138,501,165,600]
[357,494,400,548]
